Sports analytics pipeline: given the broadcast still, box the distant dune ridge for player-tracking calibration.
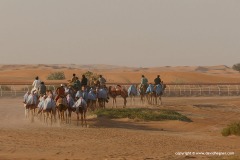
[0,64,239,84]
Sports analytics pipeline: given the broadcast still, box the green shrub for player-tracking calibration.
[94,108,192,122]
[83,71,100,80]
[232,63,240,72]
[222,122,240,136]
[1,85,11,91]
[47,71,65,80]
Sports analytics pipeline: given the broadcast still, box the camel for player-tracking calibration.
[42,95,56,125]
[146,83,166,105]
[154,83,166,105]
[146,84,155,105]
[128,84,138,105]
[96,87,108,109]
[56,96,68,123]
[66,94,75,124]
[87,89,97,111]
[138,84,147,105]
[108,85,128,108]
[23,91,38,122]
[72,97,87,127]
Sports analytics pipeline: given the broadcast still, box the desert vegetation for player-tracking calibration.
[232,63,240,72]
[47,71,65,80]
[94,108,192,122]
[222,122,240,137]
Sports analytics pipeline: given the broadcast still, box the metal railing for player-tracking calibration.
[0,82,240,97]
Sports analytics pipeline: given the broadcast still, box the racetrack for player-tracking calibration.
[0,96,240,160]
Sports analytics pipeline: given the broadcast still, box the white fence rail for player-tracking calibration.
[0,83,239,97]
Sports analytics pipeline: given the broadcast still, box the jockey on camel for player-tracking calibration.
[140,75,148,89]
[55,84,65,102]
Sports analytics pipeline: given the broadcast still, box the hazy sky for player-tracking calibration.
[0,0,239,67]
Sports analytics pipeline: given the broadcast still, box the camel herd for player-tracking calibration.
[22,84,166,126]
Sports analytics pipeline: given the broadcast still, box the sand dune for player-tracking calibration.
[0,64,240,84]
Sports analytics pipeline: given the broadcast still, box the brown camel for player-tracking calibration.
[108,85,128,107]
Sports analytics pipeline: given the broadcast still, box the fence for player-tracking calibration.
[0,82,240,97]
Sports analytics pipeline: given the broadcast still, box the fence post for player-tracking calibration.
[168,85,171,96]
[236,85,239,95]
[199,85,202,96]
[0,85,2,96]
[208,86,211,95]
[189,85,192,96]
[227,85,230,96]
[178,85,182,96]
[217,85,221,95]
[183,85,186,95]
[11,85,17,96]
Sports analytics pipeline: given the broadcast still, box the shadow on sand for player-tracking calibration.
[88,117,166,132]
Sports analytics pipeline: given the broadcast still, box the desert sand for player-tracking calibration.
[0,64,240,84]
[0,96,240,160]
[0,64,240,160]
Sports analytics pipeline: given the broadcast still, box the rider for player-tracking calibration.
[32,76,41,93]
[140,75,148,88]
[81,74,88,87]
[76,86,88,102]
[39,81,46,96]
[71,73,77,83]
[154,75,161,85]
[69,73,77,86]
[99,75,106,88]
[55,84,65,102]
[73,77,81,90]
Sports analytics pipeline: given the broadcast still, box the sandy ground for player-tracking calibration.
[0,64,240,84]
[0,96,240,160]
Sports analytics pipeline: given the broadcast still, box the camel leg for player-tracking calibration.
[57,110,60,120]
[50,111,53,126]
[65,111,67,124]
[84,111,87,127]
[47,112,49,126]
[131,96,134,106]
[94,101,96,110]
[159,96,162,105]
[114,98,117,108]
[61,111,63,123]
[112,98,114,108]
[69,110,72,124]
[130,96,132,105]
[52,109,56,123]
[30,109,34,123]
[100,100,102,109]
[46,112,48,125]
[77,113,79,126]
[81,113,83,127]
[44,112,48,124]
[25,108,28,119]
[123,97,127,108]
[98,99,101,109]
[142,95,145,105]
[43,112,46,123]
[65,110,68,124]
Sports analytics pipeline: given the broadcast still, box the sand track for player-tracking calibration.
[0,97,240,160]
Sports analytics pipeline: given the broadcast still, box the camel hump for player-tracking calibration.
[116,85,122,91]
